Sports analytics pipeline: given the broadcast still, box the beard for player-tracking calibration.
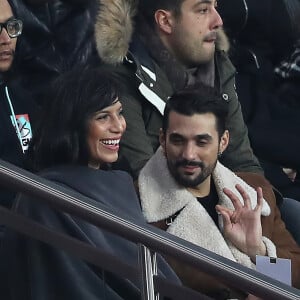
[167,158,217,188]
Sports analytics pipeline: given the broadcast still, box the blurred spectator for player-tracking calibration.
[0,0,37,209]
[218,0,300,201]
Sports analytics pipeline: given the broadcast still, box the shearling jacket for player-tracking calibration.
[94,0,262,179]
[138,147,300,294]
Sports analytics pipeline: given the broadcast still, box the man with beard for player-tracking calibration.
[138,85,300,297]
[0,0,37,210]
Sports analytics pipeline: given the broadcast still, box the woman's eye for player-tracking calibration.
[97,114,109,120]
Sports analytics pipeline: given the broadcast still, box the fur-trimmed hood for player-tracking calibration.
[138,147,276,268]
[95,0,230,65]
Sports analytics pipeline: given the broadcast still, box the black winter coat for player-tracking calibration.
[0,165,180,299]
[8,0,100,104]
[0,76,37,208]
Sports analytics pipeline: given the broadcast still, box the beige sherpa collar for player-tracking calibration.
[95,0,229,64]
[139,147,271,223]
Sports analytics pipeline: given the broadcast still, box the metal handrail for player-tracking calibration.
[0,159,299,299]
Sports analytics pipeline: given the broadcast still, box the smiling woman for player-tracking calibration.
[87,100,126,169]
[29,66,127,171]
[0,66,180,299]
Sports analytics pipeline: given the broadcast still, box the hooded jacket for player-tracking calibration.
[0,75,37,208]
[138,147,300,294]
[94,0,262,179]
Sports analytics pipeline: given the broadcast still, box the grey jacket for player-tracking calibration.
[95,0,262,179]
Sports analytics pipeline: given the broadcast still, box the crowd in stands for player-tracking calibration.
[1,0,300,299]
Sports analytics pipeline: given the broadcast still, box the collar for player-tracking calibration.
[138,147,271,223]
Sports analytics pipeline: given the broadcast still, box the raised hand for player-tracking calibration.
[216,184,266,262]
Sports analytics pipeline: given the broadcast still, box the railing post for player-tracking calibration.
[138,244,159,300]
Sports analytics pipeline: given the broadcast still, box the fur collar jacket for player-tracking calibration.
[138,147,277,269]
[95,0,229,65]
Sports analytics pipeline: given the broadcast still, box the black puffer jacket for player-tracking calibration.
[8,0,100,105]
[219,0,300,63]
[218,0,300,200]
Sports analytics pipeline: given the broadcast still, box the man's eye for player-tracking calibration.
[198,8,208,14]
[197,140,207,146]
[197,5,209,14]
[170,137,184,144]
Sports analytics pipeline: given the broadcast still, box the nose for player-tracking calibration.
[111,115,126,133]
[210,7,223,30]
[0,27,11,44]
[182,142,196,161]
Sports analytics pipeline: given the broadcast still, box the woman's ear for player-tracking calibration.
[154,9,174,34]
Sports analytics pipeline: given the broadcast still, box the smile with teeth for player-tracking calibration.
[101,139,120,146]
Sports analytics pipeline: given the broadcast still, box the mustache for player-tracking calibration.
[203,31,217,41]
[175,159,204,168]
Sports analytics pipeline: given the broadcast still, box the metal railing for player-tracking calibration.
[0,159,299,300]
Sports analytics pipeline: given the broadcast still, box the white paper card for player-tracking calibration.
[256,256,291,286]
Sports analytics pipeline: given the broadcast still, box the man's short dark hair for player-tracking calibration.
[162,84,229,138]
[138,0,184,26]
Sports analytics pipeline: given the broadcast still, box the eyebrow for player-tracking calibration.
[97,103,122,114]
[170,133,213,140]
[192,0,217,9]
[193,0,213,6]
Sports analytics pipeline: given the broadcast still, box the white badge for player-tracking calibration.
[256,255,291,286]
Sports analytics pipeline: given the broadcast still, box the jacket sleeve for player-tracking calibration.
[217,52,263,174]
[236,172,300,288]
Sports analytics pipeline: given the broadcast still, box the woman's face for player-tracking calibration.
[87,100,126,169]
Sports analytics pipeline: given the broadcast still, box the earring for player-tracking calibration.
[218,151,223,158]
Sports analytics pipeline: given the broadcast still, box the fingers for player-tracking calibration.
[216,204,233,226]
[223,186,243,210]
[223,184,263,211]
[254,187,263,213]
[235,184,252,209]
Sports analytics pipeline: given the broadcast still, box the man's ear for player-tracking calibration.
[219,130,229,154]
[159,128,167,154]
[154,9,173,34]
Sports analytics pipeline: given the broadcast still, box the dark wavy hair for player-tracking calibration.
[162,83,229,139]
[138,0,184,26]
[29,66,123,171]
